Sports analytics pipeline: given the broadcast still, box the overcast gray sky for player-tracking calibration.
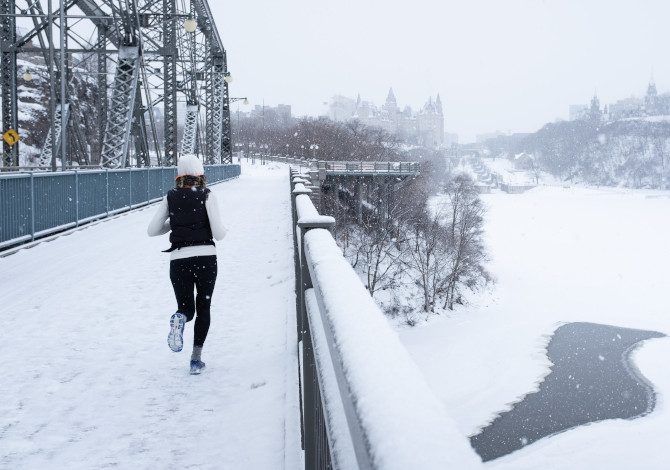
[212,0,670,142]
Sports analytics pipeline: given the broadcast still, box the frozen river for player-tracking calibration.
[401,186,670,469]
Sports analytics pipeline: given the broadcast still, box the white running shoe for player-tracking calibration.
[167,313,186,352]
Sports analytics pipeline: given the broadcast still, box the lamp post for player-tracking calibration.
[309,143,319,160]
[230,97,249,163]
[286,143,290,157]
[260,143,269,165]
[249,142,256,164]
[234,142,244,162]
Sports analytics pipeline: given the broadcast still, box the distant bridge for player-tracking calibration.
[263,156,420,223]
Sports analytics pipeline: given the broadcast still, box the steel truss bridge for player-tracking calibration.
[1,0,232,169]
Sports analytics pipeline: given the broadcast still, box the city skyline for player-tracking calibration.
[213,0,670,143]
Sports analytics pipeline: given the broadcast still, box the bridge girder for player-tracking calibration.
[0,0,232,168]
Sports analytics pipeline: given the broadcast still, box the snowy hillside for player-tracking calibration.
[526,118,670,188]
[14,56,101,166]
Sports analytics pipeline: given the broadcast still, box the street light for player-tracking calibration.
[223,73,233,84]
[260,143,269,164]
[22,69,33,82]
[310,143,319,159]
[184,17,197,33]
[249,142,256,164]
[234,142,244,162]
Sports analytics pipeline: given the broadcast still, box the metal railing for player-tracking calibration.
[244,154,420,176]
[289,168,481,470]
[316,160,420,174]
[0,164,240,250]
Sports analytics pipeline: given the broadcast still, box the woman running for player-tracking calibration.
[147,154,227,374]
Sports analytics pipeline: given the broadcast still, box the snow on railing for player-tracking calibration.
[289,168,481,470]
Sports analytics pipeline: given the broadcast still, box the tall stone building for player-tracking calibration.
[328,88,445,148]
[569,80,670,121]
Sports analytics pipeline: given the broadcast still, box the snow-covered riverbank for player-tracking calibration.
[400,185,670,468]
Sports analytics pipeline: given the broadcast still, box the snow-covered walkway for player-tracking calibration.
[0,163,300,469]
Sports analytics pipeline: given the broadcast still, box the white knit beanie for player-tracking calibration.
[177,154,205,177]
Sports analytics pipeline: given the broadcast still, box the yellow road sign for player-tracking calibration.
[2,129,20,146]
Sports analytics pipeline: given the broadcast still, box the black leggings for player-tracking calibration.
[169,256,217,347]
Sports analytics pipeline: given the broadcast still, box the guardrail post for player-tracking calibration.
[30,172,35,241]
[292,190,314,339]
[290,169,301,336]
[297,213,335,470]
[75,170,80,227]
[298,217,336,331]
[105,168,109,216]
[289,168,305,451]
[128,167,133,209]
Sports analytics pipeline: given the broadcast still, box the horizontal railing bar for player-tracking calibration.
[32,222,78,239]
[246,155,420,176]
[305,288,360,470]
[0,234,32,250]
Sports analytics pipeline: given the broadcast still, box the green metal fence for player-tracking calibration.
[0,164,240,249]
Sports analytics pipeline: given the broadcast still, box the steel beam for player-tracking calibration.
[1,0,18,166]
[181,104,199,155]
[163,0,178,165]
[100,46,140,168]
[39,103,69,166]
[95,25,108,164]
[2,0,232,169]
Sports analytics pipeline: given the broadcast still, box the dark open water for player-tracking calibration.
[469,322,665,462]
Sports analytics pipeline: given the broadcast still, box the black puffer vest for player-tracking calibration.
[164,187,214,252]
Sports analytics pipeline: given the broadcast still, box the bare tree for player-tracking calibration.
[400,174,490,312]
[355,218,403,296]
[440,174,491,310]
[402,211,450,312]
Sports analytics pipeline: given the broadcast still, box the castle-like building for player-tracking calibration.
[570,80,670,122]
[328,88,445,148]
